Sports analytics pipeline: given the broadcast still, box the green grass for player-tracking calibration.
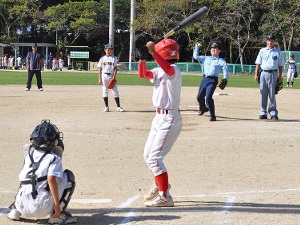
[0,70,298,88]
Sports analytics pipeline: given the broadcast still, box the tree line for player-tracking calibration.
[0,0,300,64]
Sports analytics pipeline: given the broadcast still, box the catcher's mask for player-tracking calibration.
[30,119,63,151]
[155,39,179,61]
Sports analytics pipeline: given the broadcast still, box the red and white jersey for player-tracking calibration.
[97,55,118,74]
[150,64,181,110]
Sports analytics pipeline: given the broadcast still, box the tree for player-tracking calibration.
[44,1,106,49]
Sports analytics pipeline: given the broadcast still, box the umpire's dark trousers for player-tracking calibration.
[196,76,218,118]
[26,70,43,89]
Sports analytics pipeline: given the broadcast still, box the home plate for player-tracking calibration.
[71,199,112,204]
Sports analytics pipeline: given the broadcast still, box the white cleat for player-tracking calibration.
[39,88,43,91]
[7,209,21,221]
[103,107,109,112]
[25,88,30,91]
[144,182,171,201]
[144,194,174,207]
[116,107,124,112]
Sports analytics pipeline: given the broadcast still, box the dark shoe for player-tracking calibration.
[198,108,209,116]
[259,115,267,119]
[210,117,216,121]
[271,115,279,120]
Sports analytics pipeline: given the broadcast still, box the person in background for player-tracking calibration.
[254,34,284,120]
[97,44,124,112]
[286,54,297,87]
[193,40,229,121]
[25,43,45,91]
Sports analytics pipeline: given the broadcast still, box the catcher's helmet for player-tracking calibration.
[30,120,63,151]
[155,39,179,61]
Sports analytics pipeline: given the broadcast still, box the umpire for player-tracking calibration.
[254,35,284,120]
[26,43,45,91]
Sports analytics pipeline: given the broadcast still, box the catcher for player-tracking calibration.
[7,120,76,224]
[97,44,124,112]
[193,40,229,121]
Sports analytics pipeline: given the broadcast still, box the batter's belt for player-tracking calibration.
[156,108,179,115]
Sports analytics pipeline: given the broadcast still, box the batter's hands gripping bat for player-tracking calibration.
[162,6,208,40]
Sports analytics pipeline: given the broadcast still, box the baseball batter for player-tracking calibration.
[138,39,182,207]
[97,44,124,112]
[286,54,297,87]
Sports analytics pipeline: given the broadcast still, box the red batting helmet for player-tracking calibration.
[155,39,179,60]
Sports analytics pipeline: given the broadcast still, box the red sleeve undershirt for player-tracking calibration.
[138,52,175,79]
[152,52,175,76]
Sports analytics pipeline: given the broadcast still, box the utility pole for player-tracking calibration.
[129,0,136,71]
[109,0,115,48]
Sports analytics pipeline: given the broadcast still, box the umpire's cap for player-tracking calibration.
[266,34,276,40]
[32,43,37,47]
[104,43,113,49]
[209,40,222,50]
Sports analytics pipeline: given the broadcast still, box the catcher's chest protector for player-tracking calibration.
[21,149,50,199]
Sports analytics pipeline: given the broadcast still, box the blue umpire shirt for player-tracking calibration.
[26,51,44,70]
[255,46,284,70]
[193,45,229,79]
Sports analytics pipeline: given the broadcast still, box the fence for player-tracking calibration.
[86,51,299,75]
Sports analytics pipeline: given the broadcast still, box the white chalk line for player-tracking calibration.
[65,132,110,137]
[175,188,300,198]
[178,134,297,140]
[2,188,300,222]
[116,195,140,211]
[221,196,236,213]
[116,195,140,224]
[71,199,112,204]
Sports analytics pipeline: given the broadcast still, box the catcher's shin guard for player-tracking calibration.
[60,169,75,211]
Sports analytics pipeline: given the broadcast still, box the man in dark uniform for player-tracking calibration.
[26,43,45,91]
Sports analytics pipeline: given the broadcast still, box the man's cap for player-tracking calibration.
[209,40,222,50]
[32,43,37,47]
[266,35,276,40]
[104,44,113,49]
[291,54,295,58]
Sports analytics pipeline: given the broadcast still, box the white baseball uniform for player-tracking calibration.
[14,146,70,218]
[97,55,119,97]
[287,59,297,83]
[143,64,183,176]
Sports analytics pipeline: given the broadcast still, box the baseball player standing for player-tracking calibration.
[138,39,182,207]
[97,44,124,112]
[286,54,297,87]
[254,35,284,120]
[193,40,229,121]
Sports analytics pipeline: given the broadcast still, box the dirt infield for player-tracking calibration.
[0,84,300,225]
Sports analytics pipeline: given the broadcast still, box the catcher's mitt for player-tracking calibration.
[107,78,117,89]
[275,79,283,94]
[217,78,227,90]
